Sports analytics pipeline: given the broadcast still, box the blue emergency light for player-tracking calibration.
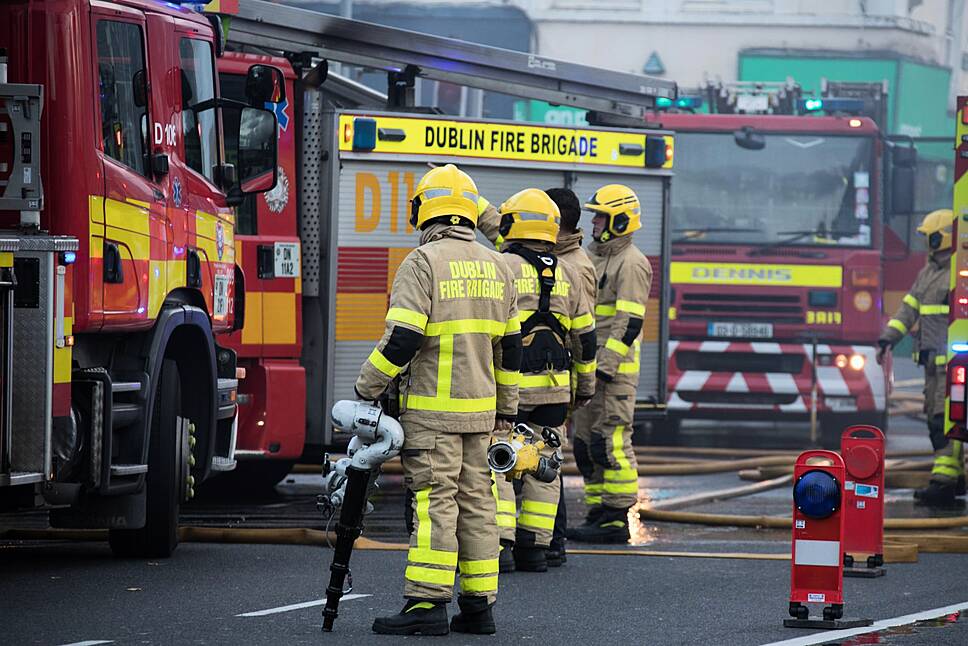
[655,96,703,111]
[352,117,378,151]
[797,97,866,115]
[793,470,841,519]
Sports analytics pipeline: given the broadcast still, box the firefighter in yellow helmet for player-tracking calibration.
[569,184,653,542]
[356,164,521,635]
[878,209,965,507]
[490,189,597,572]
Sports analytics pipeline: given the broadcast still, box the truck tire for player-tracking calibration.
[109,359,185,558]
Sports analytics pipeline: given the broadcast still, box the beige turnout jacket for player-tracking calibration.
[356,224,521,434]
[589,235,653,389]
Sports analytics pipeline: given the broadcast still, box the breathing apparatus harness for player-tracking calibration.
[505,243,571,374]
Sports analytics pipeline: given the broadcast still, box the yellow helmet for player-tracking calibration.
[584,184,641,241]
[917,208,954,251]
[409,164,480,230]
[498,189,561,244]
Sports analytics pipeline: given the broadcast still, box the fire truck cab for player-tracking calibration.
[0,0,279,557]
[650,80,913,446]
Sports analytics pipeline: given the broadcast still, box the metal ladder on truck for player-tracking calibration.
[224,0,677,121]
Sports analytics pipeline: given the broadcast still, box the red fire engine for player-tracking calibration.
[649,80,915,447]
[0,0,279,556]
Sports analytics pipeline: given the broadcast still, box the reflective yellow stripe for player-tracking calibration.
[604,468,638,481]
[505,314,521,334]
[518,513,555,530]
[887,319,908,334]
[405,394,496,412]
[367,348,402,378]
[936,354,948,366]
[409,547,458,567]
[616,299,645,316]
[585,495,602,505]
[437,334,454,401]
[459,576,498,593]
[575,360,597,374]
[496,500,517,514]
[521,500,558,515]
[920,304,950,315]
[458,559,498,575]
[902,294,920,309]
[478,195,490,215]
[406,566,455,586]
[495,368,521,386]
[595,304,617,317]
[572,312,594,329]
[605,337,630,356]
[520,310,571,330]
[386,307,428,331]
[415,488,433,550]
[585,483,604,494]
[617,342,640,374]
[425,318,506,336]
[496,515,516,528]
[603,481,640,494]
[520,371,570,389]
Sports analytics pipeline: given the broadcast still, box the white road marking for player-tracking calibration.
[57,641,114,646]
[236,594,371,617]
[758,599,968,646]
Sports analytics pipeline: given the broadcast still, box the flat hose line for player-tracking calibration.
[0,527,931,562]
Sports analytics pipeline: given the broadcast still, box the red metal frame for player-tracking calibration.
[790,450,846,607]
[840,425,885,561]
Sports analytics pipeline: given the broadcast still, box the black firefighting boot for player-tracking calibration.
[565,506,603,539]
[449,595,496,635]
[498,539,515,573]
[566,505,630,544]
[957,475,966,497]
[372,599,449,636]
[513,530,548,572]
[547,537,566,567]
[914,481,964,508]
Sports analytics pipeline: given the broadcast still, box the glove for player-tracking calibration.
[573,395,593,410]
[876,340,891,366]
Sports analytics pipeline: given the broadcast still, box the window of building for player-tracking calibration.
[179,38,219,183]
[96,20,149,174]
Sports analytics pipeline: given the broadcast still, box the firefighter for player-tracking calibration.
[547,187,598,564]
[491,188,597,573]
[355,164,522,636]
[568,184,652,543]
[877,209,965,507]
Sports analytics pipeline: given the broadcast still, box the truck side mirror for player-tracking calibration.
[888,143,917,217]
[237,106,278,195]
[245,64,286,106]
[734,126,765,151]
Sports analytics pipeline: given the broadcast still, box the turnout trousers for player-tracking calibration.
[571,384,640,509]
[401,424,499,604]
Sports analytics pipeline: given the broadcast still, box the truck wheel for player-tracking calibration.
[109,359,186,558]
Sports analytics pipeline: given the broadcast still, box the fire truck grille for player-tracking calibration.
[678,391,799,405]
[675,351,804,374]
[678,293,803,323]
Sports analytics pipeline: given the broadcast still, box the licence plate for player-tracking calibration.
[707,322,773,338]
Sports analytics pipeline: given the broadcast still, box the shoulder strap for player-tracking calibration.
[506,243,567,339]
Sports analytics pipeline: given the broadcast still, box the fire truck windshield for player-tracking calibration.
[672,132,875,248]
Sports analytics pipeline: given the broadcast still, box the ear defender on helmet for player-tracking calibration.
[410,164,480,230]
[584,184,642,241]
[498,189,561,244]
[929,231,944,250]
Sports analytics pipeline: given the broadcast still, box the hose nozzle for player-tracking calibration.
[488,424,562,482]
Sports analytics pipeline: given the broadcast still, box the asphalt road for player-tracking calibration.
[2,359,965,645]
[1,540,965,646]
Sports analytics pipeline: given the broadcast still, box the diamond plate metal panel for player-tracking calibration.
[11,249,53,475]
